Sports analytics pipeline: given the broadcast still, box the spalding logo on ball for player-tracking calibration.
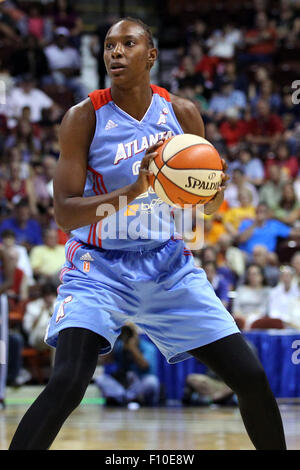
[148,134,223,207]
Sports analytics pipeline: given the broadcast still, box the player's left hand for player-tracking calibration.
[203,158,229,215]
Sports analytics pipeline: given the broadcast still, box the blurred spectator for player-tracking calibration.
[238,148,265,186]
[5,159,37,215]
[95,324,161,407]
[291,252,300,284]
[250,79,281,113]
[216,233,246,281]
[223,188,255,237]
[206,23,241,60]
[219,108,248,149]
[203,260,229,308]
[44,27,86,103]
[32,155,56,212]
[10,34,50,81]
[23,283,56,351]
[233,263,270,329]
[203,214,226,245]
[52,0,83,49]
[225,167,258,208]
[251,244,280,287]
[265,142,299,180]
[208,78,247,121]
[268,266,299,324]
[238,202,300,255]
[42,123,60,159]
[259,164,283,211]
[1,229,33,284]
[0,198,43,249]
[4,118,41,162]
[6,75,55,126]
[240,12,277,65]
[246,100,283,151]
[0,176,12,219]
[272,181,300,226]
[29,228,65,284]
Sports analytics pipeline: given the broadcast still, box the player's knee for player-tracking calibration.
[49,367,90,409]
[234,362,269,397]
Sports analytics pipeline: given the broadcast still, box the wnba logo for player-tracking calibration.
[132,161,141,176]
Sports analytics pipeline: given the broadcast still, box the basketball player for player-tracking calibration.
[9,18,286,450]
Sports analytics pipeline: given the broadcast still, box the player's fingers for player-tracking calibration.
[140,151,158,169]
[145,140,164,154]
[221,158,228,171]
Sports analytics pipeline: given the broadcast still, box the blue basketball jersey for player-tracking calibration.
[71,85,184,251]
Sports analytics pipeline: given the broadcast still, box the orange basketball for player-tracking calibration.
[148,134,223,208]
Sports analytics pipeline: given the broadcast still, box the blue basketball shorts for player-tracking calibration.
[45,237,240,364]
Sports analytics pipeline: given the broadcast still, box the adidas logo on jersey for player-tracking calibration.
[80,252,94,261]
[105,120,118,130]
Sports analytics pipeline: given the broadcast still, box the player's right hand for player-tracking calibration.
[131,140,164,195]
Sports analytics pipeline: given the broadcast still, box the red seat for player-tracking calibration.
[250,317,284,330]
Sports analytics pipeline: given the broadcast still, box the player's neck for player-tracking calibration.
[110,81,153,121]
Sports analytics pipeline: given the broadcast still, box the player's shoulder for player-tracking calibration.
[169,93,204,136]
[60,98,95,134]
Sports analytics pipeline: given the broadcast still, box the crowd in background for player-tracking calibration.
[0,0,299,388]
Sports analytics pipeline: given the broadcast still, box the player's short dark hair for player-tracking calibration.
[110,17,154,48]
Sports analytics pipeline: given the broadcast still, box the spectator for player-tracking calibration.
[241,12,277,65]
[250,79,281,113]
[10,34,50,81]
[259,164,283,211]
[5,160,37,215]
[225,167,258,208]
[203,261,230,308]
[0,198,43,249]
[6,75,55,127]
[52,0,83,49]
[95,324,161,407]
[238,148,265,186]
[29,228,65,284]
[0,176,12,219]
[265,142,299,181]
[4,118,41,162]
[23,283,56,351]
[232,263,270,329]
[219,108,248,149]
[238,202,300,256]
[208,78,247,121]
[246,100,284,152]
[272,182,300,226]
[291,252,300,284]
[206,23,241,60]
[223,188,255,237]
[268,266,299,324]
[33,155,56,211]
[44,27,86,103]
[252,244,280,287]
[1,229,33,285]
[216,233,246,281]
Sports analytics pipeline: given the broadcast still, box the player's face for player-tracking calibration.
[104,21,157,85]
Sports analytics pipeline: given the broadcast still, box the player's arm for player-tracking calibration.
[171,94,229,215]
[54,99,162,232]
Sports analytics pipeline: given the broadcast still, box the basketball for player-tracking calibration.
[149,134,223,208]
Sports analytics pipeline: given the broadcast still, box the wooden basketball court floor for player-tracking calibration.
[1,386,300,450]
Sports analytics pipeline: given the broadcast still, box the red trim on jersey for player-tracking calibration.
[150,84,171,102]
[87,166,108,195]
[88,88,112,111]
[97,221,102,248]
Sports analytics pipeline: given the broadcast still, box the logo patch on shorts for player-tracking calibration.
[56,295,73,323]
[83,261,90,273]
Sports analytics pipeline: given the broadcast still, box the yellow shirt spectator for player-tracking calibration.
[30,229,65,277]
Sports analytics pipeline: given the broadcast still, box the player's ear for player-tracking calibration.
[148,47,158,69]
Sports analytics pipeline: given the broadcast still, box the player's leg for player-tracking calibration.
[189,333,286,450]
[9,327,105,450]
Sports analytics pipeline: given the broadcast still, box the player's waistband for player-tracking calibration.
[67,237,178,254]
